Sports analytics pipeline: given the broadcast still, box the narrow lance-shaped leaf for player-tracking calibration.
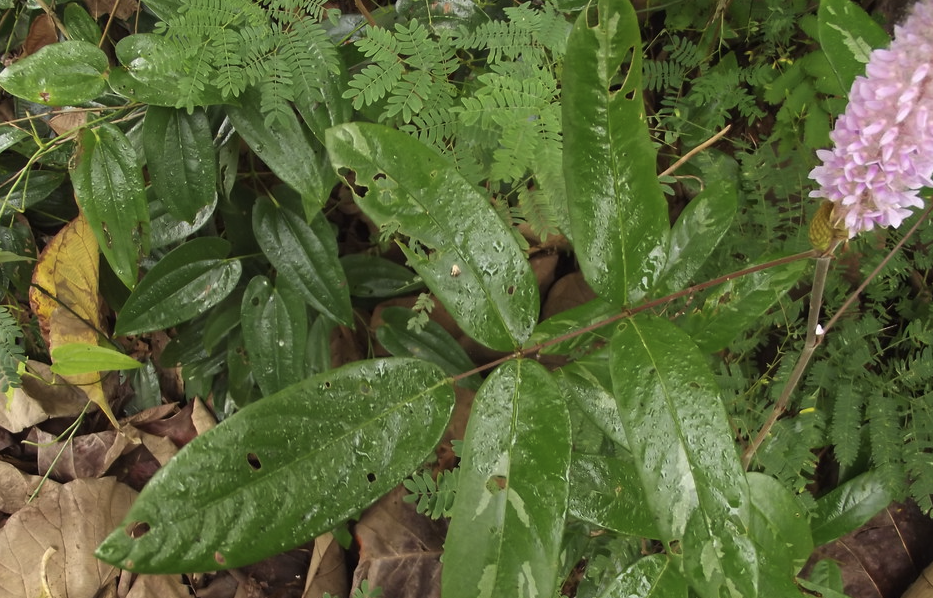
[95,358,455,573]
[71,123,150,289]
[240,275,308,395]
[610,314,757,598]
[252,202,353,327]
[442,359,571,598]
[326,123,539,351]
[143,106,217,224]
[562,0,669,306]
[114,237,241,336]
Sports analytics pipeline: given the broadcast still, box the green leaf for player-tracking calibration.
[326,122,539,351]
[654,178,738,296]
[114,237,242,336]
[50,343,143,376]
[0,170,66,211]
[240,275,308,395]
[562,0,669,306]
[341,253,421,298]
[64,4,103,46]
[679,257,808,353]
[558,362,627,448]
[376,306,480,390]
[227,87,330,215]
[71,124,150,289]
[810,470,892,546]
[818,0,890,94]
[95,358,455,573]
[567,453,659,538]
[610,315,757,598]
[593,555,687,598]
[143,106,217,224]
[748,472,813,577]
[0,41,108,105]
[442,359,571,598]
[252,202,353,327]
[530,297,618,355]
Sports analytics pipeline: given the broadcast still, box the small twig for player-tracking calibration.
[659,124,732,178]
[355,0,378,27]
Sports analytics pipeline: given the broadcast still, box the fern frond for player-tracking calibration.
[344,62,405,109]
[829,383,865,467]
[491,119,539,183]
[0,305,24,394]
[868,392,906,498]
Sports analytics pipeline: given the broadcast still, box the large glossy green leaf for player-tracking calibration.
[341,253,421,298]
[96,358,455,573]
[227,87,331,214]
[71,123,150,289]
[818,0,889,94]
[679,257,808,353]
[562,0,668,306]
[653,178,738,297]
[143,106,217,223]
[376,306,480,390]
[252,202,353,327]
[810,470,892,546]
[64,4,102,46]
[326,122,539,351]
[748,473,812,572]
[0,41,108,105]
[442,359,571,598]
[568,453,658,538]
[114,238,242,336]
[240,275,308,395]
[558,362,627,448]
[610,315,757,597]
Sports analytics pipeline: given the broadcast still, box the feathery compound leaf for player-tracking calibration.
[0,305,24,394]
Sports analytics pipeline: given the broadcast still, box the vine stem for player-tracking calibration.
[454,248,818,382]
[742,199,933,469]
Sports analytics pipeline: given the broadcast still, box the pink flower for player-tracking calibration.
[808,0,933,238]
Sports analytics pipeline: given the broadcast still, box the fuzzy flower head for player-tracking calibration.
[808,0,933,238]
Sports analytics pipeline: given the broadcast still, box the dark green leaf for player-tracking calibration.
[818,0,890,94]
[252,202,353,327]
[326,122,539,351]
[810,470,892,546]
[530,297,618,355]
[0,41,108,105]
[376,306,480,390]
[679,257,808,353]
[96,358,455,573]
[64,4,102,46]
[610,315,757,597]
[71,123,150,289]
[592,555,687,598]
[0,170,66,211]
[748,472,813,583]
[227,87,330,215]
[442,359,571,598]
[341,253,421,298]
[654,178,738,296]
[562,0,668,306]
[568,452,658,538]
[241,275,308,395]
[114,238,241,336]
[143,106,217,223]
[149,195,217,250]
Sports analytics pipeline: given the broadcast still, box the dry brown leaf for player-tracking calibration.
[0,476,137,598]
[541,271,598,320]
[49,108,89,136]
[902,561,933,598]
[125,574,191,598]
[83,0,140,20]
[352,486,446,598]
[0,461,44,514]
[303,533,348,598]
[29,214,117,426]
[23,14,57,57]
[36,429,129,481]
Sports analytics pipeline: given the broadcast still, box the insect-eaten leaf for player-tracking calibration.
[0,40,109,105]
[50,343,142,376]
[95,358,455,573]
[29,214,118,427]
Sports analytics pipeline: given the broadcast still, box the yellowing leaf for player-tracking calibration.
[28,214,117,427]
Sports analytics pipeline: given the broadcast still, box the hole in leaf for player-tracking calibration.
[506,285,515,295]
[247,452,262,470]
[341,169,368,197]
[125,521,150,539]
[367,472,377,483]
[251,296,260,307]
[625,88,636,100]
[214,551,226,565]
[373,172,387,181]
[323,380,332,389]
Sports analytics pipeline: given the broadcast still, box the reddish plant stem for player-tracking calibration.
[454,248,819,382]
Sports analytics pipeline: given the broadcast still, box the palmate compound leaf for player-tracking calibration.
[610,314,758,598]
[325,123,539,351]
[562,0,669,306]
[95,358,455,573]
[441,359,571,598]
